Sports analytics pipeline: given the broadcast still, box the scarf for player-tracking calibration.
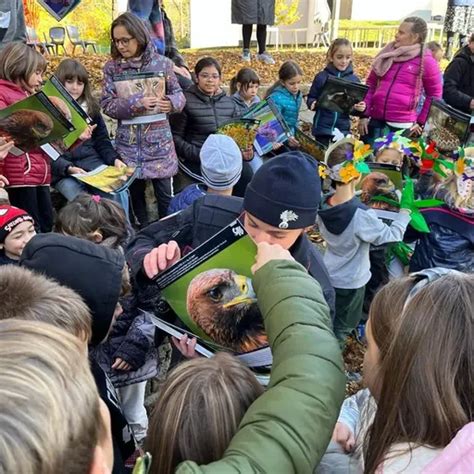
[372,42,421,77]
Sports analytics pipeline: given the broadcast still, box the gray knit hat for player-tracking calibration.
[200,135,243,190]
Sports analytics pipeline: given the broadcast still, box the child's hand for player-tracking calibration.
[79,124,97,141]
[0,139,14,159]
[112,357,132,371]
[332,422,355,453]
[157,97,172,113]
[143,240,181,279]
[408,123,423,137]
[251,242,294,274]
[114,158,127,169]
[353,101,366,112]
[242,147,254,161]
[173,65,192,80]
[272,142,283,151]
[288,137,300,148]
[172,334,198,359]
[309,100,317,111]
[141,96,159,110]
[358,118,369,136]
[68,166,86,175]
[0,174,9,187]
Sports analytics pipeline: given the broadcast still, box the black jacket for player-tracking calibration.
[170,85,239,179]
[20,234,135,473]
[443,46,474,114]
[51,112,120,184]
[407,206,474,273]
[126,194,336,319]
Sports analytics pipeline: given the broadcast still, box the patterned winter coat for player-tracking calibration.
[267,84,302,134]
[364,47,442,125]
[0,79,51,186]
[101,43,185,180]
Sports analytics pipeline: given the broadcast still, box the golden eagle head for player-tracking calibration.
[360,172,399,210]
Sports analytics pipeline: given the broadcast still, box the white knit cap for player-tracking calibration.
[200,134,243,190]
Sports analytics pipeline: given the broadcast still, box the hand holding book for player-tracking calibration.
[143,240,181,279]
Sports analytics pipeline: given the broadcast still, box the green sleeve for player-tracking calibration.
[176,260,345,474]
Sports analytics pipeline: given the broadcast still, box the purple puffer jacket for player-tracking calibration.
[101,43,185,180]
[364,48,442,125]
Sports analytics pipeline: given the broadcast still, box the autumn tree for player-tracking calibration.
[275,0,301,26]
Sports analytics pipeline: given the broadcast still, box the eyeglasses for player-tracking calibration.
[198,73,220,80]
[113,37,134,47]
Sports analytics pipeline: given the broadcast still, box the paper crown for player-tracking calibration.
[453,147,474,199]
[320,136,372,183]
[374,130,412,156]
[409,137,455,178]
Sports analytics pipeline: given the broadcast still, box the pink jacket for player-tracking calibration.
[422,423,474,473]
[364,49,442,125]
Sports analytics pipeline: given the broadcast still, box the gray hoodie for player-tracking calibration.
[0,0,26,47]
[317,195,411,289]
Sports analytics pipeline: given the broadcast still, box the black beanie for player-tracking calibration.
[243,151,321,229]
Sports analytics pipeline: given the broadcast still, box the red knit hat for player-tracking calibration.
[0,206,34,243]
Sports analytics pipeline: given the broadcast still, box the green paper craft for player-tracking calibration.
[386,241,413,266]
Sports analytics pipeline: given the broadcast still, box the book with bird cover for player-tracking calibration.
[0,90,75,156]
[72,164,139,194]
[242,98,292,155]
[318,76,369,115]
[216,118,260,151]
[153,218,273,369]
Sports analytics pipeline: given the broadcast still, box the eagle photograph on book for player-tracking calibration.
[318,76,369,115]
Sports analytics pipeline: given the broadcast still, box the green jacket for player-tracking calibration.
[176,260,345,474]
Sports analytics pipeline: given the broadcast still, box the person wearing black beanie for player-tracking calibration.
[126,151,335,324]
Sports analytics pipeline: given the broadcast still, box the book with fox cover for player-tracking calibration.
[113,71,166,125]
[153,218,272,370]
[0,91,75,155]
[72,165,138,194]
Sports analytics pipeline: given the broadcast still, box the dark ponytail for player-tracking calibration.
[229,67,260,95]
[265,60,303,98]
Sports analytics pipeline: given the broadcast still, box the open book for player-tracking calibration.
[0,90,75,156]
[423,99,471,152]
[318,76,369,115]
[242,98,291,155]
[113,71,166,125]
[72,165,138,194]
[216,118,260,151]
[153,218,272,371]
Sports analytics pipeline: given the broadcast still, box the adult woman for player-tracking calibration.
[232,0,276,64]
[170,57,253,197]
[359,17,442,144]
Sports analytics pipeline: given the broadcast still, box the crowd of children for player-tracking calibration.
[0,11,472,474]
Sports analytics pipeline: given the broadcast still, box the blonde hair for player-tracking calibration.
[435,174,474,212]
[0,265,92,342]
[0,42,47,85]
[145,352,264,474]
[0,319,103,474]
[326,38,353,64]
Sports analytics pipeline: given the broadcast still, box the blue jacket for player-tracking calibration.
[267,85,302,133]
[307,63,362,138]
[167,183,206,215]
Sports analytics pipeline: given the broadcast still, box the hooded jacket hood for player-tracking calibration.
[318,195,368,235]
[20,233,125,346]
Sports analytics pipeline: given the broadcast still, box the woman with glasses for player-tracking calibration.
[101,12,185,228]
[170,56,254,197]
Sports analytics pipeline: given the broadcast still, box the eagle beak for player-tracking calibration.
[222,275,257,308]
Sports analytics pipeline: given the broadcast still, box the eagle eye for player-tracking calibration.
[207,287,223,302]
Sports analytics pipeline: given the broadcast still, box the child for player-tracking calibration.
[0,205,35,265]
[143,242,345,474]
[101,12,185,226]
[167,134,243,215]
[265,60,303,141]
[317,138,411,346]
[230,67,261,113]
[408,149,474,272]
[307,38,366,147]
[56,194,155,445]
[52,59,129,213]
[0,42,53,232]
[320,268,473,472]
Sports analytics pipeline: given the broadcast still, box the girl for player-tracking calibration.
[56,193,157,444]
[307,38,366,147]
[230,67,261,113]
[102,12,185,227]
[171,57,253,197]
[265,60,303,139]
[53,59,129,212]
[320,268,473,473]
[0,42,52,232]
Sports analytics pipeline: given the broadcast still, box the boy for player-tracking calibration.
[167,134,243,215]
[127,151,335,317]
[318,138,411,346]
[0,319,113,474]
[0,204,35,265]
[21,233,136,474]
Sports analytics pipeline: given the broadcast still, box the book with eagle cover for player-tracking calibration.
[318,76,369,115]
[153,219,272,368]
